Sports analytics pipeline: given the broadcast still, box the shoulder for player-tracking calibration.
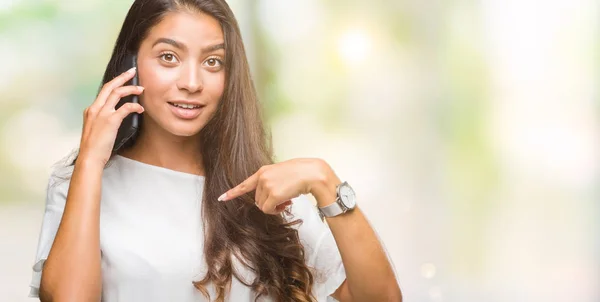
[44,154,122,204]
[287,195,347,297]
[45,163,74,204]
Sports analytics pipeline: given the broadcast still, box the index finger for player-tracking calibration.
[93,67,137,110]
[218,173,259,201]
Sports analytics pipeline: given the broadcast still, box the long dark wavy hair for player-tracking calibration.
[64,0,317,301]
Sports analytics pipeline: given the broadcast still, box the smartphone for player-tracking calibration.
[113,54,140,151]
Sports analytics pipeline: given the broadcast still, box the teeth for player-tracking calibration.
[171,103,201,109]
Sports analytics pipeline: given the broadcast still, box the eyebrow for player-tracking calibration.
[152,38,225,53]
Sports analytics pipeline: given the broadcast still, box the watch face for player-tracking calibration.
[339,182,357,208]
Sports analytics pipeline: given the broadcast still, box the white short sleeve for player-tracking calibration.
[289,195,346,301]
[29,171,70,297]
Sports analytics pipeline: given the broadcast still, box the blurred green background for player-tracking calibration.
[1,0,598,301]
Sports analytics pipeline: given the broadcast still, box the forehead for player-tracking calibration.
[144,10,224,50]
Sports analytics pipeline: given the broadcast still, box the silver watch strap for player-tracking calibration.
[319,198,345,217]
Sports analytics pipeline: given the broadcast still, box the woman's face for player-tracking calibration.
[136,10,225,137]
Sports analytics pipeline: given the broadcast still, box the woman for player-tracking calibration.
[29,0,401,301]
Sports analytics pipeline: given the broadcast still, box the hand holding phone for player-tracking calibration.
[78,60,144,166]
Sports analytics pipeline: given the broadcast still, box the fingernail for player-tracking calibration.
[128,67,137,73]
[138,86,145,91]
[218,193,227,201]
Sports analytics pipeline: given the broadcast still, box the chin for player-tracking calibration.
[164,124,204,137]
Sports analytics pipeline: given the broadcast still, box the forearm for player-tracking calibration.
[327,208,400,301]
[41,158,104,302]
[311,165,401,301]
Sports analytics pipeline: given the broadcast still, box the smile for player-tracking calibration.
[168,102,204,109]
[168,102,205,120]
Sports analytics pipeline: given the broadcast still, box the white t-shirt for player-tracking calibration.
[29,155,346,301]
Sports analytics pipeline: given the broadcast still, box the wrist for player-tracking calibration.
[310,160,341,207]
[75,153,107,171]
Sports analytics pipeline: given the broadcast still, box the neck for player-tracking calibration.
[119,120,205,176]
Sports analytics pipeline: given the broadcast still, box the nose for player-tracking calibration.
[176,62,203,93]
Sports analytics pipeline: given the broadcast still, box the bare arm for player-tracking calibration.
[38,67,145,302]
[326,208,401,302]
[311,162,402,302]
[39,159,104,302]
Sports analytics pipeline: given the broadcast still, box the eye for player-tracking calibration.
[160,52,179,64]
[204,56,223,68]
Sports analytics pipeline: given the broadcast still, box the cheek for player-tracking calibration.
[204,72,226,101]
[139,68,178,103]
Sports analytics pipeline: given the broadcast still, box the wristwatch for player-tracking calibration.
[318,181,357,219]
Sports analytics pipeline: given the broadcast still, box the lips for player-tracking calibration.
[168,102,205,120]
